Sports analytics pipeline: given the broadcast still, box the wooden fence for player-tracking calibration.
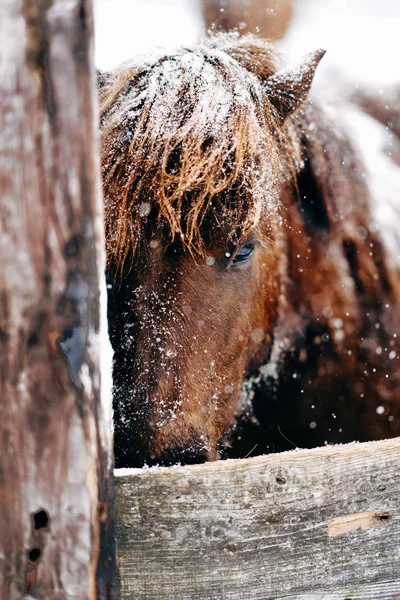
[115,439,400,599]
[1,1,400,599]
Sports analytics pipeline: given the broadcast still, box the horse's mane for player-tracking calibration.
[99,34,301,269]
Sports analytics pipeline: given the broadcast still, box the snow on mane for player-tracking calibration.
[99,35,300,269]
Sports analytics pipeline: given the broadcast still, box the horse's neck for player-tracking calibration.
[294,96,400,266]
[244,98,400,440]
[340,103,400,270]
[271,98,400,365]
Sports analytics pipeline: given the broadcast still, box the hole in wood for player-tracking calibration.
[378,513,392,521]
[64,234,82,258]
[276,477,286,485]
[28,547,41,565]
[34,509,49,530]
[98,501,108,523]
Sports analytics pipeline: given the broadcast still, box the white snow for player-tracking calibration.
[95,0,400,88]
[94,0,204,70]
[280,0,400,86]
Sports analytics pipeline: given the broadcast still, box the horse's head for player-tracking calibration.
[100,36,324,467]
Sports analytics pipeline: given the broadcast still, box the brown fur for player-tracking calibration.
[100,35,400,467]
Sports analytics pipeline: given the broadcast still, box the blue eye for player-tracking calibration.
[232,242,255,265]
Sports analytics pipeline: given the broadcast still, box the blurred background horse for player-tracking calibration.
[202,0,293,39]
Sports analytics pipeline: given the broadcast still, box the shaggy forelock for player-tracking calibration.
[100,34,299,269]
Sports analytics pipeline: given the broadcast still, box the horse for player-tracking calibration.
[202,0,293,40]
[99,34,400,468]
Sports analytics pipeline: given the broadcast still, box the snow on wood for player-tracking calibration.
[115,438,400,599]
[0,0,115,597]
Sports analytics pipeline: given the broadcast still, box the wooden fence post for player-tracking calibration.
[0,0,116,598]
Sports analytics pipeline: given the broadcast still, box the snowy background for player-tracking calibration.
[94,0,400,85]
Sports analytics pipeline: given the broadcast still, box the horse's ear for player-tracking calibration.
[264,49,326,123]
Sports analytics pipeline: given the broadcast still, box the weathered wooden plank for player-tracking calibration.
[116,438,400,600]
[276,581,400,600]
[0,0,116,597]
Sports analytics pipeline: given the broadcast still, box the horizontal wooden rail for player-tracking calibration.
[115,438,400,600]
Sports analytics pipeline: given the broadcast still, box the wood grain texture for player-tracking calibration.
[116,438,400,600]
[0,0,115,598]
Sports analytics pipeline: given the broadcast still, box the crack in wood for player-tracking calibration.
[328,511,394,537]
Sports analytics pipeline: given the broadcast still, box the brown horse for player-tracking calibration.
[99,34,400,468]
[202,0,293,40]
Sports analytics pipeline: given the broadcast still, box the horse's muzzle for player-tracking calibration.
[114,434,211,468]
[148,447,210,467]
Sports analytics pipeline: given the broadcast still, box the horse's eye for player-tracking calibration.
[232,242,255,265]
